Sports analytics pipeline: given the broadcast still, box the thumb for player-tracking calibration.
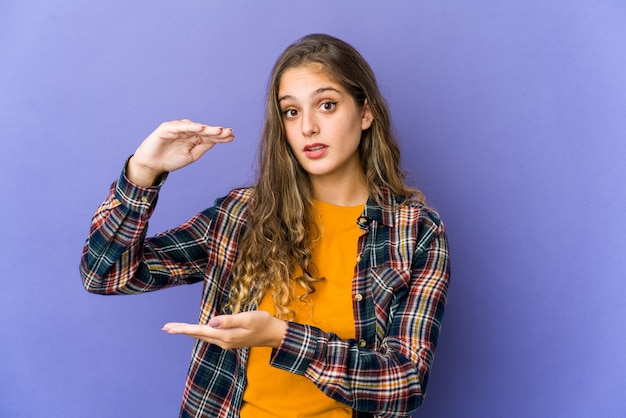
[208,315,232,328]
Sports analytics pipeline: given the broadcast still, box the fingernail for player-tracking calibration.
[208,318,221,328]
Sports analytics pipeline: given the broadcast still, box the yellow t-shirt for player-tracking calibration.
[240,200,364,418]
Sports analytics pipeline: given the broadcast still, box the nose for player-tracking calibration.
[300,110,319,137]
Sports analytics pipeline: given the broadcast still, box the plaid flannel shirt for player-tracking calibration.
[80,168,450,418]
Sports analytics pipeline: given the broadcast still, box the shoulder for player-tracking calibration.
[382,189,443,229]
[388,199,449,267]
[387,196,447,248]
[218,187,254,205]
[205,187,254,222]
[401,199,443,228]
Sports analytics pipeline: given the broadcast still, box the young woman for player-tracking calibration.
[80,33,450,418]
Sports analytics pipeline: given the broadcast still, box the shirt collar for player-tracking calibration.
[362,186,405,227]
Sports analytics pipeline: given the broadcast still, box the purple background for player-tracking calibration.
[2,1,625,417]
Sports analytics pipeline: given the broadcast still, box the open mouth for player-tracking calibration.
[303,143,329,158]
[304,144,327,152]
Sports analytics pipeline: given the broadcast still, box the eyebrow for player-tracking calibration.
[278,86,343,103]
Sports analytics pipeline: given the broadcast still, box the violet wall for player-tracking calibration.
[1,1,625,417]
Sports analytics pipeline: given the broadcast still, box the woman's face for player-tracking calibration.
[278,64,372,185]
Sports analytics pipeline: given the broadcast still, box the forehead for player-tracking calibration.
[278,63,343,97]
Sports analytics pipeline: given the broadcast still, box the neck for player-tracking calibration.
[310,171,369,207]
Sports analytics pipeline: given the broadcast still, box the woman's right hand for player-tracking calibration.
[127,119,235,186]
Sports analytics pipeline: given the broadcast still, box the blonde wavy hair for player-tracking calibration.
[225,34,424,318]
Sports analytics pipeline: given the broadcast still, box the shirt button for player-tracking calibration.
[358,340,367,348]
[358,216,368,225]
[355,294,363,302]
[356,254,361,263]
[141,196,149,203]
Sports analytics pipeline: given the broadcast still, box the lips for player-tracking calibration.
[303,143,328,159]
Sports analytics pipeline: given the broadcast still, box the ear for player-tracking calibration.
[361,99,374,130]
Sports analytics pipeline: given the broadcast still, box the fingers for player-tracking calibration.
[161,321,238,349]
[161,322,199,335]
[208,314,241,329]
[208,317,222,328]
[199,126,235,144]
[161,320,227,338]
[161,322,189,332]
[162,312,284,349]
[158,120,235,142]
[162,316,233,334]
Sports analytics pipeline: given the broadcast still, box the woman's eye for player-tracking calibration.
[283,109,298,118]
[321,102,337,111]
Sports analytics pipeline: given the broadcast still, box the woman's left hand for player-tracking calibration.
[162,311,287,349]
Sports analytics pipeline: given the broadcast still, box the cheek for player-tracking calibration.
[342,114,365,136]
[284,128,297,150]
[344,121,365,148]
[283,129,303,160]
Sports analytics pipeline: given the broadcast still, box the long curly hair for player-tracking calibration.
[225,34,424,318]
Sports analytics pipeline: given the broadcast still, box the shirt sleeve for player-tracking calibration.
[79,165,213,294]
[269,211,450,417]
